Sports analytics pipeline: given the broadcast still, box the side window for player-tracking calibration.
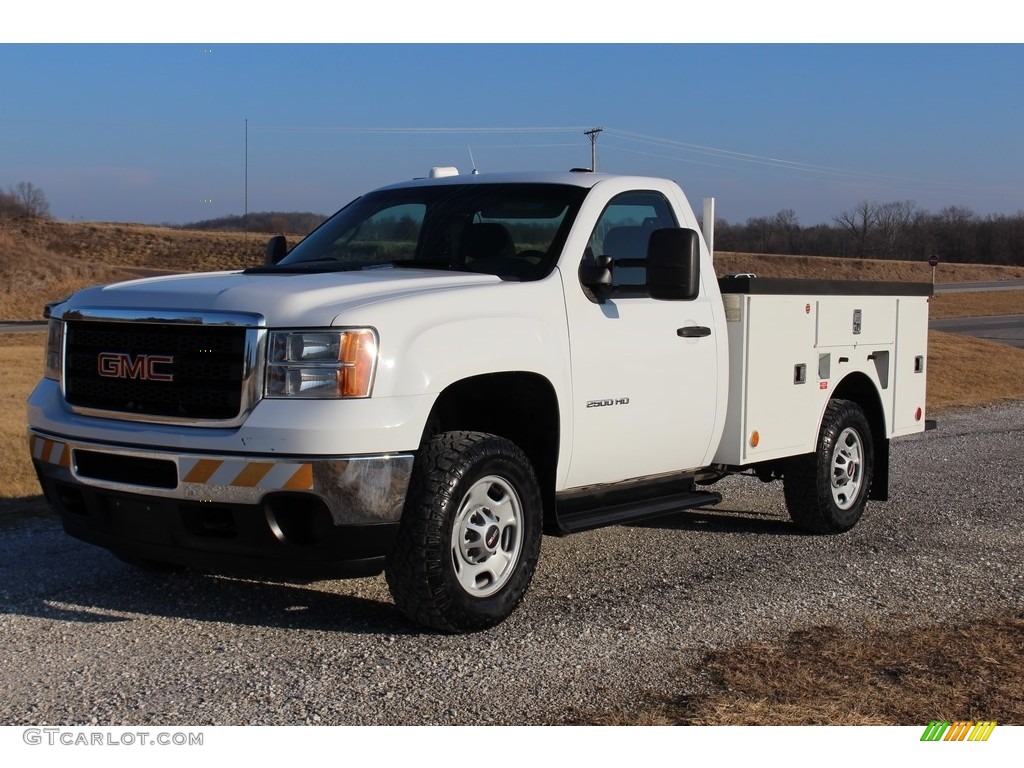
[584,191,677,293]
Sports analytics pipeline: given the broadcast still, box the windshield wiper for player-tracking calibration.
[244,258,469,275]
[243,259,370,274]
[381,259,465,271]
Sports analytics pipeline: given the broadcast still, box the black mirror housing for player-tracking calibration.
[265,235,289,266]
[647,228,701,301]
[579,254,613,295]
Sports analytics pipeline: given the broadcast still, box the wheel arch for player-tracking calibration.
[830,372,889,501]
[420,372,560,524]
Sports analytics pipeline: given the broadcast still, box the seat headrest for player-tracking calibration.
[603,226,650,259]
[460,223,516,261]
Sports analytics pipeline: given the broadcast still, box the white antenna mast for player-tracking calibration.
[467,145,479,175]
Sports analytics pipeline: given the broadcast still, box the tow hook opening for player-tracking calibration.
[264,493,333,546]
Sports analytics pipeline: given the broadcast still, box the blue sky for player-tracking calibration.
[2,37,1022,226]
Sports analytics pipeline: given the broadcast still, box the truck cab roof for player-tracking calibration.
[378,169,659,191]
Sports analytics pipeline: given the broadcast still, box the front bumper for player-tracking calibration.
[30,431,414,578]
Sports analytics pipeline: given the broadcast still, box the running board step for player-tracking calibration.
[554,490,722,535]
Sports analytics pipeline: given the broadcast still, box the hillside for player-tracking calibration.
[1,217,270,272]
[713,251,1024,283]
[0,218,288,320]
[2,217,1024,321]
[176,211,327,235]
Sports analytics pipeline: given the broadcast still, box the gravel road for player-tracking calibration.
[2,402,1022,726]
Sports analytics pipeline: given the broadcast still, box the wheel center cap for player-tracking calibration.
[485,525,500,550]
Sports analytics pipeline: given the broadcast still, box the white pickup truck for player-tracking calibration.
[28,169,932,632]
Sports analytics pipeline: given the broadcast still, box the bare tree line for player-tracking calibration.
[0,182,51,219]
[715,201,1024,266]
[174,212,328,235]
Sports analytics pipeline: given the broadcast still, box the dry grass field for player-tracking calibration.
[595,615,1024,726]
[715,251,1024,283]
[0,334,47,507]
[0,231,164,321]
[0,217,268,272]
[0,218,281,321]
[929,290,1024,319]
[2,219,1022,726]
[928,330,1024,409]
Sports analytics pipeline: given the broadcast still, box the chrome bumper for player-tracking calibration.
[29,431,414,526]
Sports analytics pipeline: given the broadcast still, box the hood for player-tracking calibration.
[60,268,502,326]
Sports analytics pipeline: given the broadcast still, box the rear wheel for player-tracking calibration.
[385,431,542,633]
[784,399,873,533]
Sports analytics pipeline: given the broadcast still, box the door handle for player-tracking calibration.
[677,326,711,338]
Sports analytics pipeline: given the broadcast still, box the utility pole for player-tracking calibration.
[584,127,603,172]
[244,118,248,245]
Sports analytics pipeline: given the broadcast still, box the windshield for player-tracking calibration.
[276,183,587,280]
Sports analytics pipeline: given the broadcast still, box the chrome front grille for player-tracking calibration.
[57,309,265,425]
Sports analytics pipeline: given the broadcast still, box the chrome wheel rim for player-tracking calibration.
[830,427,864,510]
[450,475,523,598]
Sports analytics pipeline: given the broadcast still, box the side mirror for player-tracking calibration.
[579,255,613,294]
[647,228,701,301]
[265,235,289,266]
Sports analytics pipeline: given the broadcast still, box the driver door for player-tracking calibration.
[561,189,720,489]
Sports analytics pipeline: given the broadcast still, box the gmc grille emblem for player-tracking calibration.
[97,352,175,382]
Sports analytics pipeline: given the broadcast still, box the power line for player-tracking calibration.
[604,128,891,178]
[250,125,589,135]
[601,132,1011,197]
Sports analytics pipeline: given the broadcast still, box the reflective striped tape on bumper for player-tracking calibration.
[30,435,313,497]
[30,435,71,469]
[179,458,312,491]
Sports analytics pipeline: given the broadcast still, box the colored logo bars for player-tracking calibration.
[920,721,997,742]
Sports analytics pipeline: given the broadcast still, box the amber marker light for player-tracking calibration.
[749,430,760,448]
[339,329,378,398]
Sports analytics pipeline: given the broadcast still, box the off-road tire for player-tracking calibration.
[783,399,874,534]
[385,431,542,633]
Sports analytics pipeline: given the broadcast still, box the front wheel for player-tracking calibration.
[783,399,874,533]
[385,431,542,633]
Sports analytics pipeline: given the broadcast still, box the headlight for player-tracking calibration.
[43,318,64,381]
[265,329,378,398]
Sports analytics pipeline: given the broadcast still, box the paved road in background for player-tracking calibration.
[0,322,45,334]
[930,314,1024,349]
[934,279,1024,293]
